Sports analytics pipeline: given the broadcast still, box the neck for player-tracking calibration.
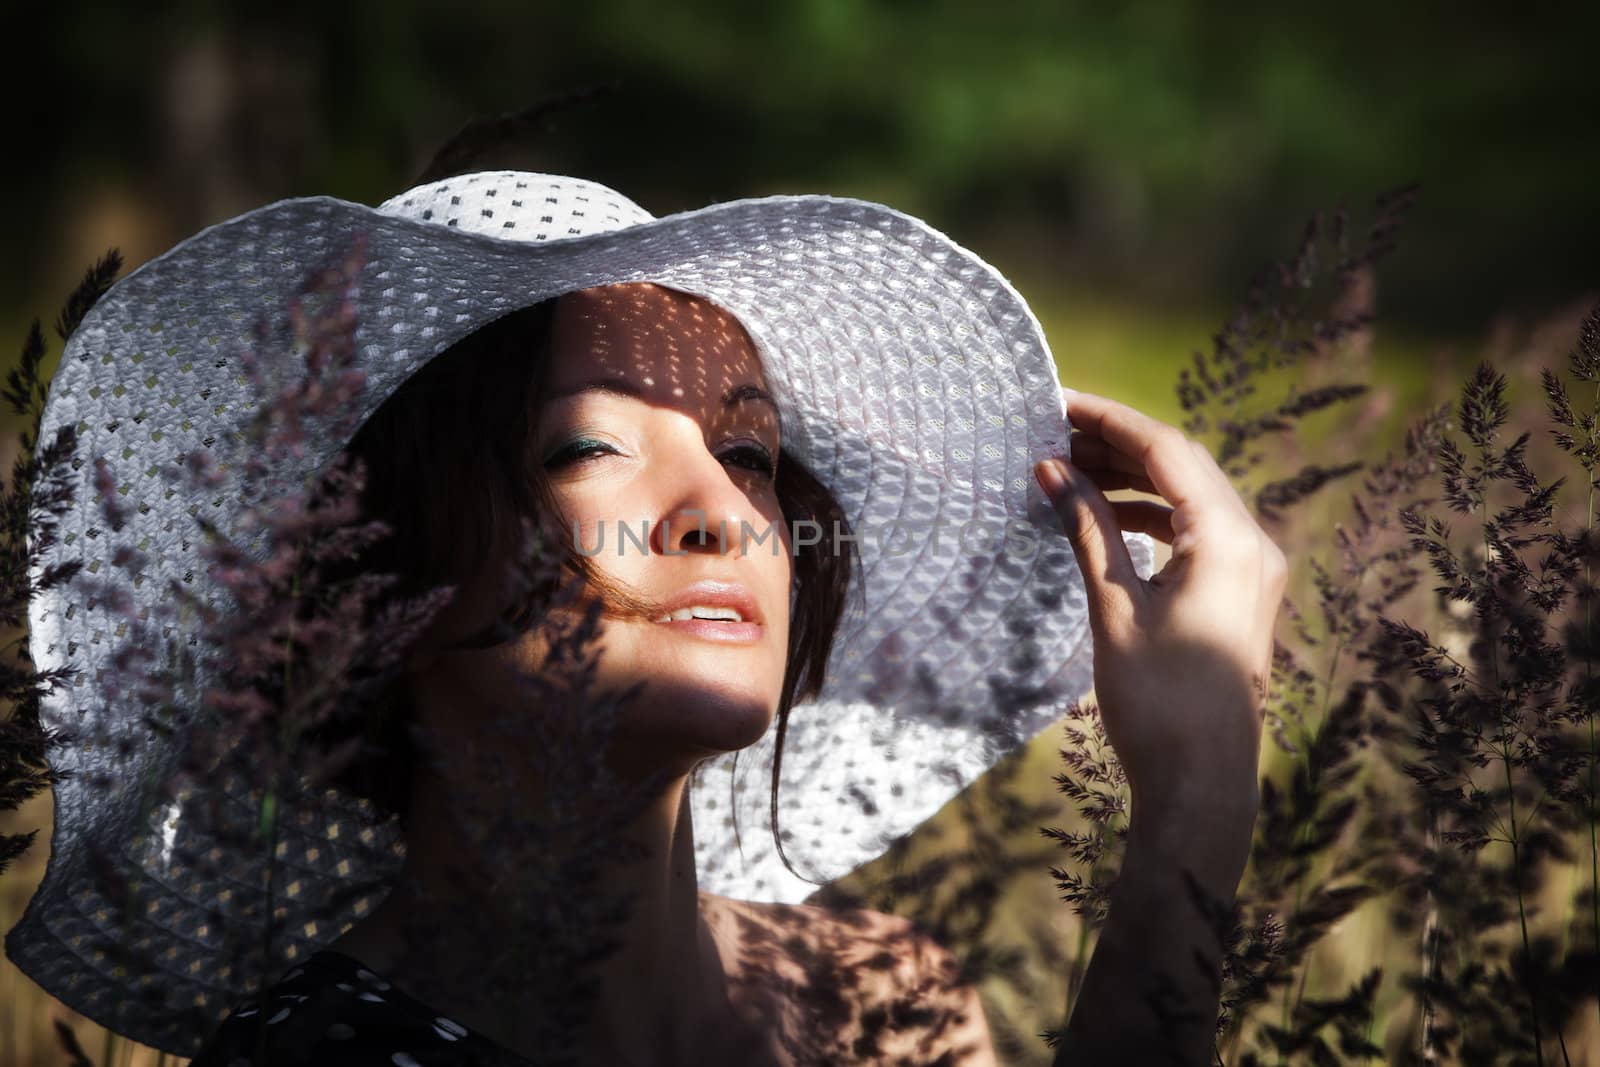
[333,757,740,1065]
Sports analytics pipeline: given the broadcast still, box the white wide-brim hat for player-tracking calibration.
[5,170,1155,1054]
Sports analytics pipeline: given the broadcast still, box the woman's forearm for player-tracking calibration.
[1055,778,1257,1066]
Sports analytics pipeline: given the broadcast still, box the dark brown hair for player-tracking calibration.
[306,293,856,866]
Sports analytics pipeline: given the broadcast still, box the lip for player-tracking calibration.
[649,579,764,643]
[652,617,764,644]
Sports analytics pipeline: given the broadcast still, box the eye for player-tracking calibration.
[543,437,617,469]
[721,442,777,478]
[543,435,776,477]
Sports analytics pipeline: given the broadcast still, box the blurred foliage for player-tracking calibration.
[9,1,1594,342]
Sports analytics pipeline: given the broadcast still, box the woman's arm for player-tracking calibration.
[1035,386,1283,1064]
[1056,728,1259,1064]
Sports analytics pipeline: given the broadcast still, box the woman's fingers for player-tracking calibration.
[1103,498,1176,543]
[1063,386,1257,538]
[1064,388,1218,510]
[1065,437,1161,496]
[1035,456,1145,627]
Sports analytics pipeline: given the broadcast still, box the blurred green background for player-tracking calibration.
[7,2,1594,352]
[3,3,1596,1063]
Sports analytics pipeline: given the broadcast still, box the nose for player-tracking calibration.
[648,440,765,558]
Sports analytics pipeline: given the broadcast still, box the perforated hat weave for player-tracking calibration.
[5,170,1155,1054]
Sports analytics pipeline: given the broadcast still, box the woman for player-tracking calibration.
[6,169,1283,1065]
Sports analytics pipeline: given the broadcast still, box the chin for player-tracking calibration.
[584,621,786,771]
[612,673,777,763]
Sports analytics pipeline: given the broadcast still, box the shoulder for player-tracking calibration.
[703,894,996,1065]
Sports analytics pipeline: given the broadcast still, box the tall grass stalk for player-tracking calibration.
[1044,181,1600,1064]
[1475,370,1546,1063]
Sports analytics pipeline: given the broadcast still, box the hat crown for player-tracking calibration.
[376,170,654,241]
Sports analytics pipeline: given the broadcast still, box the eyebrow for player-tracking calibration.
[544,377,782,419]
[722,382,781,416]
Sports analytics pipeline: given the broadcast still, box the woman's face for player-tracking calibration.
[418,283,793,778]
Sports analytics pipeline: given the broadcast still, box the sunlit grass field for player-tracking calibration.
[5,287,1596,1064]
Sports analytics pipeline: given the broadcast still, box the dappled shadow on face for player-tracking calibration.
[529,282,793,754]
[543,282,784,482]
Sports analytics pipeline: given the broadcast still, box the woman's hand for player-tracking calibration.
[1033,385,1287,1064]
[1035,385,1283,847]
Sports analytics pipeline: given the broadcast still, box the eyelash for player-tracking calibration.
[544,437,777,478]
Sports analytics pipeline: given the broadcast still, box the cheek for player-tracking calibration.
[555,492,627,553]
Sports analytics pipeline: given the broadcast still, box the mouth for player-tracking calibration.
[650,605,763,644]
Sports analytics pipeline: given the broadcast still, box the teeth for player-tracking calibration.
[654,605,744,623]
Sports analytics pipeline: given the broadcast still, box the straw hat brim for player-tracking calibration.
[6,172,1156,1052]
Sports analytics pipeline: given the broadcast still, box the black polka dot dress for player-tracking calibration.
[187,949,535,1066]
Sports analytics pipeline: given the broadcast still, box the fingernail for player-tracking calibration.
[1036,458,1076,500]
[1050,462,1082,537]
[1034,458,1062,495]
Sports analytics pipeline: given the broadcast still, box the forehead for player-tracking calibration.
[543,282,769,397]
